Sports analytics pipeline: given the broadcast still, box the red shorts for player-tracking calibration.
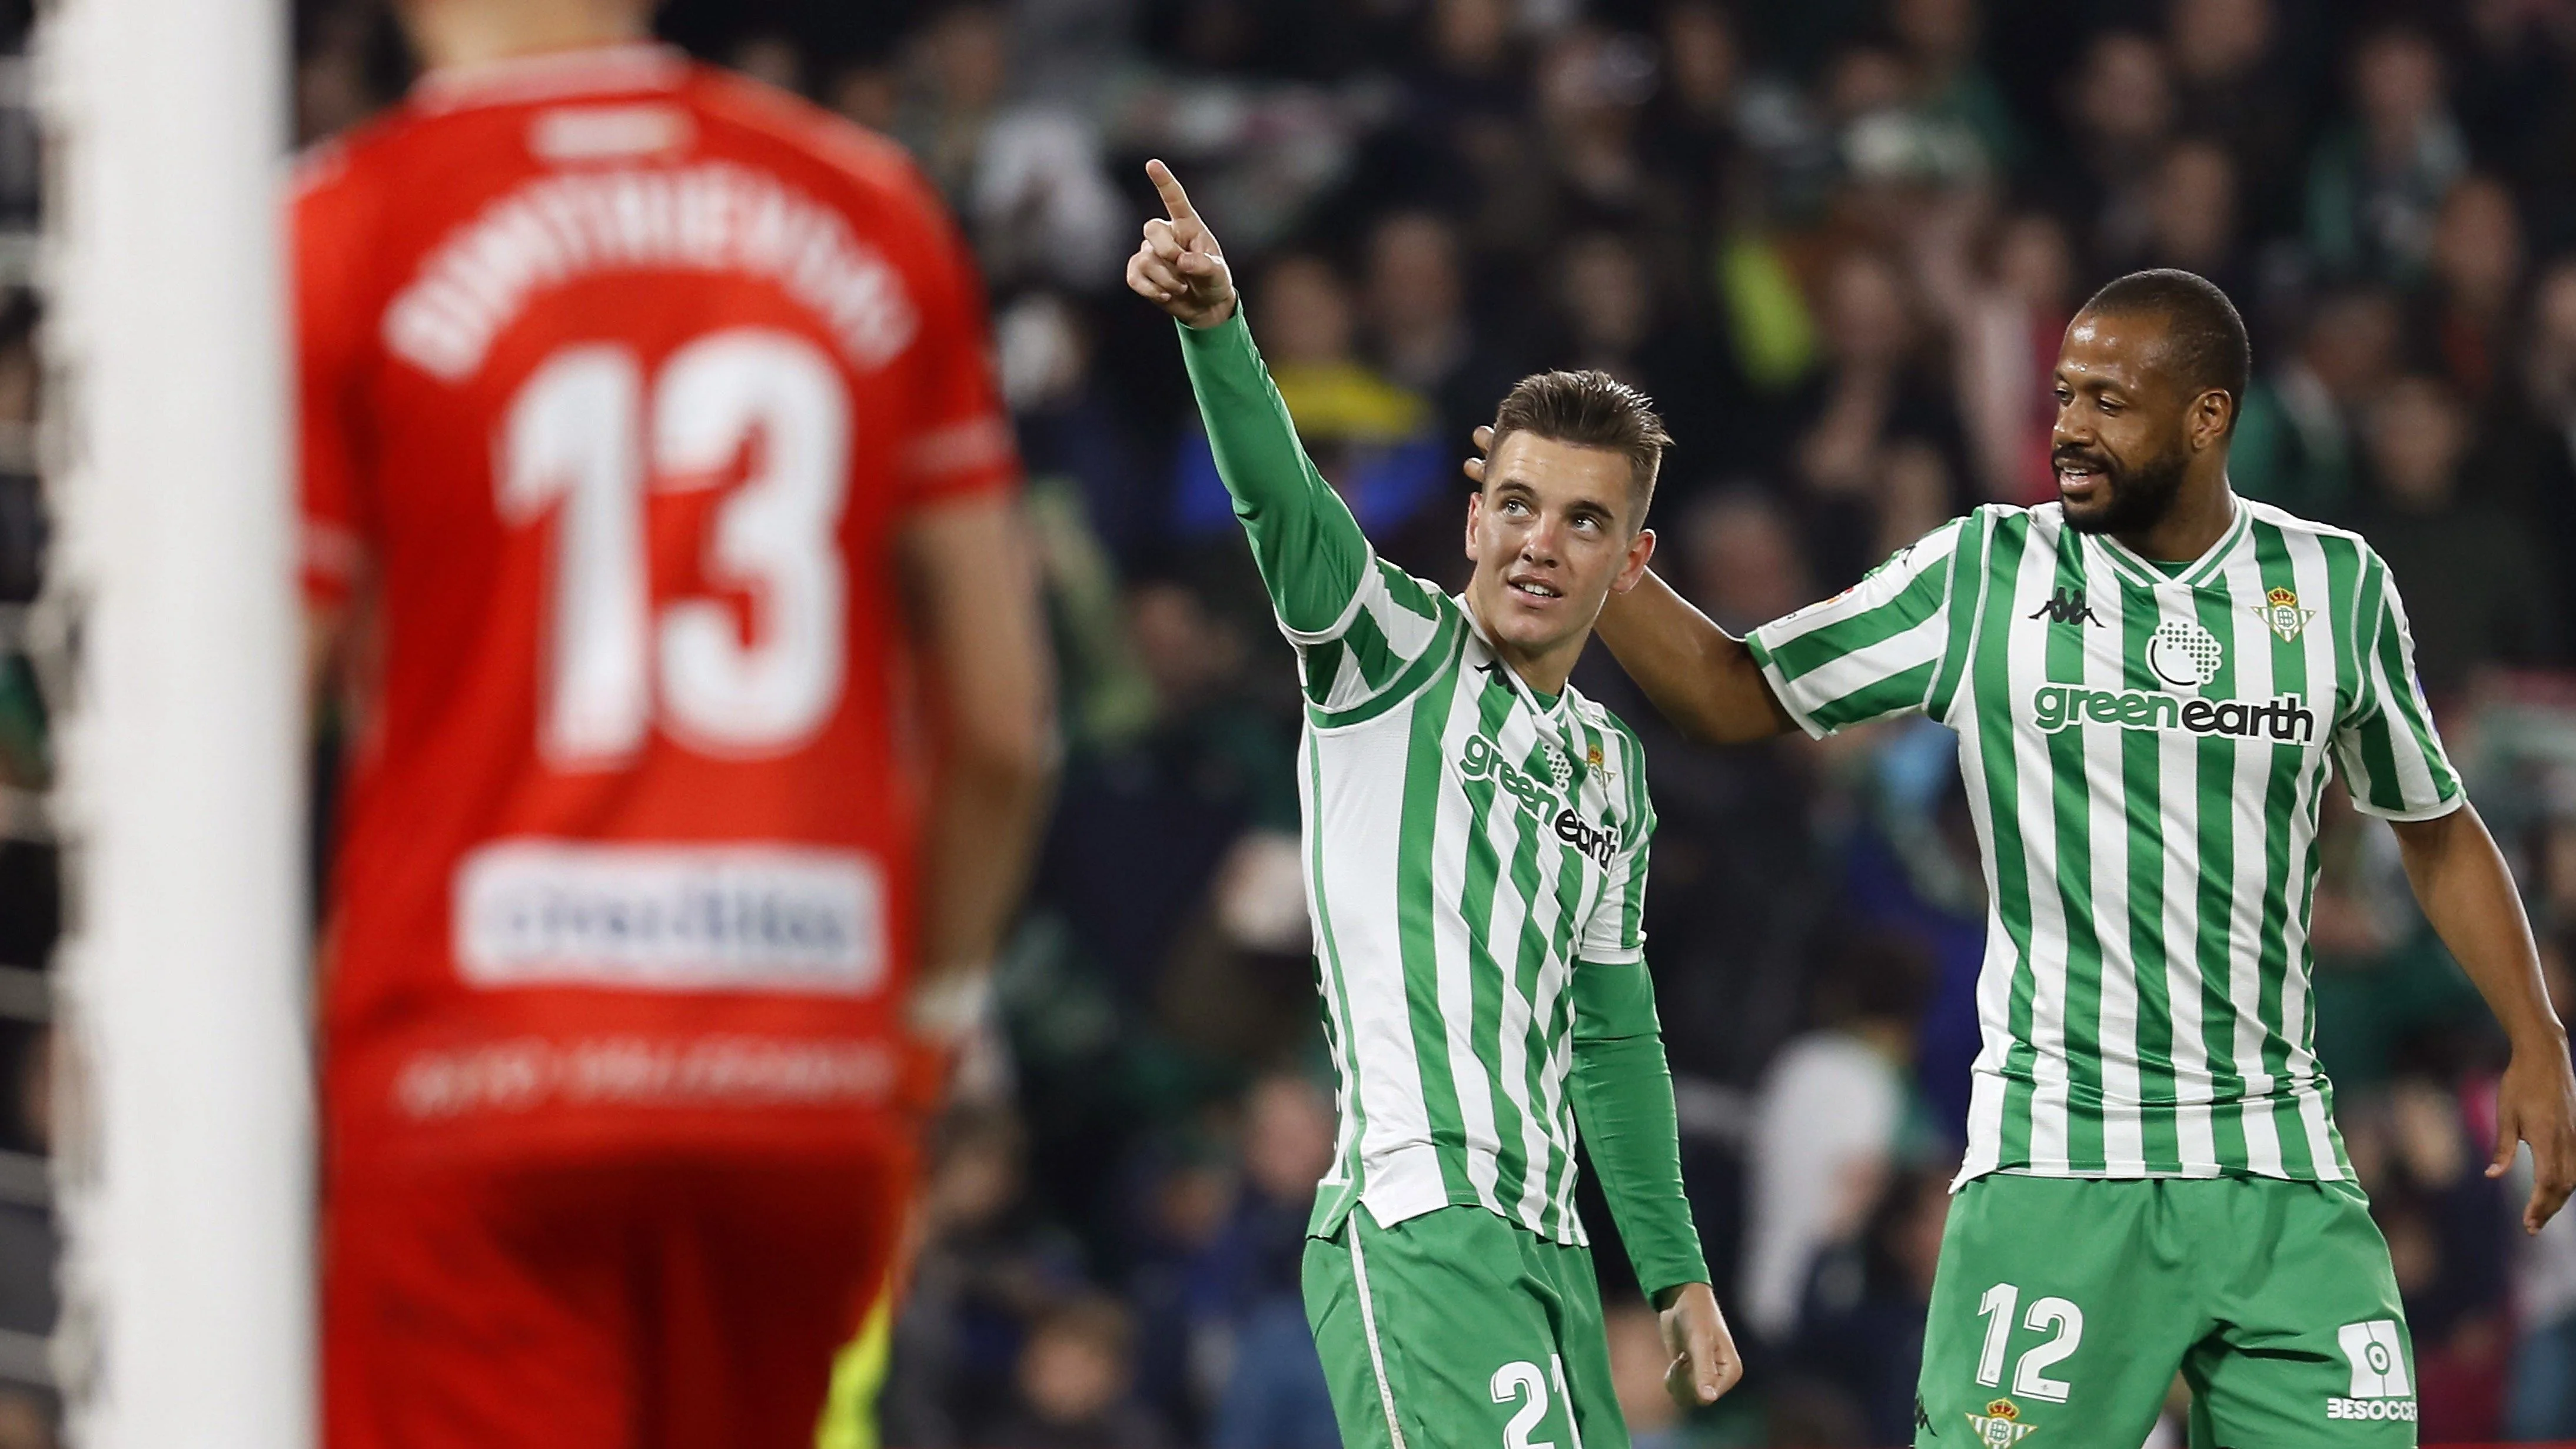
[323,1143,914,1449]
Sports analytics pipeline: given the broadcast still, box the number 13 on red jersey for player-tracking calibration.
[501,325,849,767]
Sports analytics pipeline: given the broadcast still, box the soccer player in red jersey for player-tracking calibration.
[293,1,1053,1444]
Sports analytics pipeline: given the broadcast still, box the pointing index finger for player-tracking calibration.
[1145,158,1198,225]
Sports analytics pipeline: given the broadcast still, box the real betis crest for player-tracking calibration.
[2253,585,2316,643]
[1966,1398,2037,1445]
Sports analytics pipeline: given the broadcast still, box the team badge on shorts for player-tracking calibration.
[2252,586,2316,643]
[1966,1397,2037,1445]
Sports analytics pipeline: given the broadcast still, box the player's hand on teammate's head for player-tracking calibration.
[1462,424,1495,488]
[1658,1281,1743,1409]
[1128,159,1237,328]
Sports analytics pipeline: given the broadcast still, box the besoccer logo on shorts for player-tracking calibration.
[1965,1397,2037,1445]
[2326,1320,2417,1423]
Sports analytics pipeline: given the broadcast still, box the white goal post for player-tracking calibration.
[38,0,312,1443]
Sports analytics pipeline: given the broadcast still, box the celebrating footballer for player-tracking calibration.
[1129,159,1739,1449]
[1581,268,2576,1447]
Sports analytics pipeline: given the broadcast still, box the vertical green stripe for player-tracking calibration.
[1450,673,1527,1212]
[1307,739,1371,1212]
[1615,723,1651,948]
[2191,581,2249,1169]
[1974,516,2039,1166]
[1500,713,1581,1227]
[1927,511,1991,720]
[1394,663,1471,1203]
[2117,574,2178,1171]
[2348,560,2409,806]
[2251,523,2314,1177]
[2369,572,2457,800]
[2043,527,2106,1169]
[2323,536,2366,724]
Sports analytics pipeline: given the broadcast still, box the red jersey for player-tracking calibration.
[295,46,1016,1171]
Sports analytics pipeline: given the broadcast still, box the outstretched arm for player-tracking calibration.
[1594,571,1796,744]
[1462,426,1790,743]
[1129,161,1374,636]
[2392,803,2576,1234]
[1570,958,1743,1408]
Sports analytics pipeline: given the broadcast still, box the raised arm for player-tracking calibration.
[1128,161,1374,636]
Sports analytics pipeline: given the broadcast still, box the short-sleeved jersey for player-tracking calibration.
[295,46,1018,1167]
[1174,315,1653,1247]
[1749,499,2461,1186]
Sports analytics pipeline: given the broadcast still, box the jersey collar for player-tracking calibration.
[411,42,687,114]
[1455,593,1578,726]
[2088,494,2251,591]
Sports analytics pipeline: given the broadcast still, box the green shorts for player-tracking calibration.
[1303,1205,1627,1449]
[1917,1174,2417,1449]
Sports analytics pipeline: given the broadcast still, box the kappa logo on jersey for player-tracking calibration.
[2325,1320,2416,1422]
[2145,617,2226,689]
[2254,586,2318,643]
[1456,733,1620,868]
[2026,586,2102,628]
[1965,1397,2037,1445]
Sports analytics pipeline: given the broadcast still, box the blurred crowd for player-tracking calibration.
[0,1,2569,1447]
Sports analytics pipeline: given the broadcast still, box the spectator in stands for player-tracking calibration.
[2166,0,2306,238]
[1889,0,2020,177]
[2355,374,2557,694]
[1675,490,1813,637]
[2472,257,2576,619]
[1364,209,1525,467]
[2372,1072,2513,1441]
[898,1,1123,293]
[2305,25,2468,284]
[2416,175,2526,401]
[1785,245,1968,587]
[990,1295,1172,1449]
[1547,228,1729,491]
[2506,935,2576,1440]
[1204,1074,1340,1449]
[2048,30,2175,267]
[1932,208,2076,506]
[1170,254,1450,573]
[2132,138,2249,305]
[884,1106,1092,1447]
[1789,1165,1954,1445]
[1741,932,1932,1350]
[2232,284,2404,519]
[1604,1298,1687,1449]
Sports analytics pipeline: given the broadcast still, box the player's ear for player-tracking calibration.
[1611,528,1657,594]
[1464,489,1487,563]
[2192,388,2232,450]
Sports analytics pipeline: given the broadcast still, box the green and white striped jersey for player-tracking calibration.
[1750,498,2461,1185]
[1296,562,1656,1246]
[1178,314,1654,1248]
